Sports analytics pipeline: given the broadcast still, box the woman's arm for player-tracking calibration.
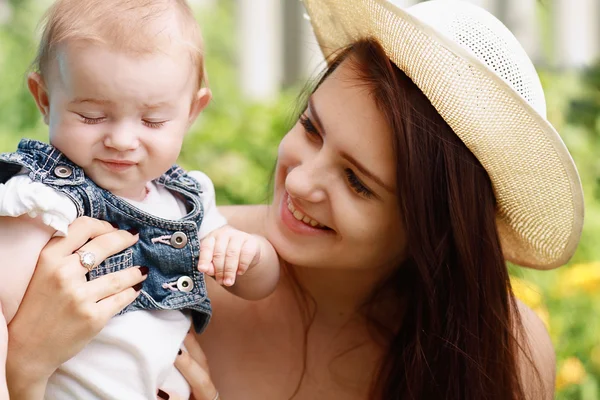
[514,299,556,400]
[0,215,55,322]
[0,215,55,399]
[6,217,146,399]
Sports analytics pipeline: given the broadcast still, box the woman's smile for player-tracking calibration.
[279,192,333,235]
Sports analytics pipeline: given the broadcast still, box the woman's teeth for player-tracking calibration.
[287,198,326,228]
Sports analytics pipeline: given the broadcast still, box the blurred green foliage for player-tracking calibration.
[0,0,303,205]
[0,1,598,399]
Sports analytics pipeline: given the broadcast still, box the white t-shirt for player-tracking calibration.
[0,170,226,399]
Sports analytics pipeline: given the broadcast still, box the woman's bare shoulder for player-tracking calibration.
[218,205,269,235]
[513,298,555,400]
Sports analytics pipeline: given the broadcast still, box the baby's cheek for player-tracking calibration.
[49,125,84,158]
[148,137,181,160]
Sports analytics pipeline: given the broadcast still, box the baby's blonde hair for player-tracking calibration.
[33,0,206,89]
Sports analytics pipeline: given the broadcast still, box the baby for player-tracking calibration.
[0,0,279,398]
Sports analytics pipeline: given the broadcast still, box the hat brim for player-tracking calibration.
[303,0,584,269]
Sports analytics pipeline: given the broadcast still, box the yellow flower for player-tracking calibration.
[511,277,543,309]
[556,357,586,390]
[556,262,600,296]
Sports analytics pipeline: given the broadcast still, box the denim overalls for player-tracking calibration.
[0,139,211,332]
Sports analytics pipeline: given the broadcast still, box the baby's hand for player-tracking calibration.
[198,225,261,286]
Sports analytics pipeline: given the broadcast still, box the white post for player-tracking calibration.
[553,0,599,68]
[0,0,11,25]
[465,0,498,14]
[238,0,282,100]
[283,0,311,86]
[503,0,540,63]
[294,0,423,84]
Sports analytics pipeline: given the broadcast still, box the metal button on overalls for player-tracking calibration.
[54,165,73,178]
[170,232,188,248]
[177,276,194,292]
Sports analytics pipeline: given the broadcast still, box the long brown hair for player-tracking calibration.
[291,38,534,399]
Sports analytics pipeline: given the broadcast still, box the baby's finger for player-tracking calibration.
[212,236,229,285]
[223,236,244,286]
[203,262,216,276]
[198,236,216,274]
[237,238,258,276]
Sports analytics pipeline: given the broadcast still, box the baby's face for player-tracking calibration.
[35,41,205,200]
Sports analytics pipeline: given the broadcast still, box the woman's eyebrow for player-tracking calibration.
[308,98,394,194]
[307,98,326,133]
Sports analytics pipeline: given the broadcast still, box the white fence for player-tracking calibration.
[1,0,596,100]
[237,0,600,100]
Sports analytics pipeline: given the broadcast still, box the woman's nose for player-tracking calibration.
[284,162,328,204]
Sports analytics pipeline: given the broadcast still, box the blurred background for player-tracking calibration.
[0,0,599,398]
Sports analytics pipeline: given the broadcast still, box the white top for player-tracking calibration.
[0,170,227,399]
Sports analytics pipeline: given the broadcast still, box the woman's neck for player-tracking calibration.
[287,264,390,326]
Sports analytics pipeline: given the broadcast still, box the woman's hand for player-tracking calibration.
[6,217,146,399]
[157,333,220,400]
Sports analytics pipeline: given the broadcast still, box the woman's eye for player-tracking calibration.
[143,120,166,129]
[299,115,320,138]
[298,114,373,199]
[345,168,373,199]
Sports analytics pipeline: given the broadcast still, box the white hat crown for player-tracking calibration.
[303,0,584,268]
[401,0,547,117]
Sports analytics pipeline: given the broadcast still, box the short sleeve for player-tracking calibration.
[187,171,228,239]
[0,174,78,236]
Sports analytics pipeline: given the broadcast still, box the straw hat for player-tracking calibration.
[302,0,584,269]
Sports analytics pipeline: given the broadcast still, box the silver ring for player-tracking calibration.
[212,392,220,400]
[76,250,97,272]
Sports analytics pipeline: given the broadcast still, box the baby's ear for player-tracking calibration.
[27,72,50,125]
[188,88,212,126]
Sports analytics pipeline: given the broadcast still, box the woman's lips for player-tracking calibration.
[286,196,327,228]
[279,193,332,235]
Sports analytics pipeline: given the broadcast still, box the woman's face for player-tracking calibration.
[266,58,406,271]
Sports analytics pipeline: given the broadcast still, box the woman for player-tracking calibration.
[6,1,583,399]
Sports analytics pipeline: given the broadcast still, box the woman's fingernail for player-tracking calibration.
[177,349,182,355]
[110,222,119,229]
[127,227,139,235]
[139,266,149,276]
[157,389,170,400]
[133,283,143,292]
